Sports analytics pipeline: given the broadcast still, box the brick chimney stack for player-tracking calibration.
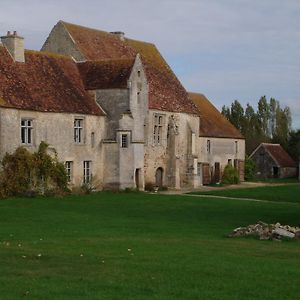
[1,31,25,63]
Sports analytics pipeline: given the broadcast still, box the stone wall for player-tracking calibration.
[0,108,105,188]
[198,137,245,183]
[144,110,200,189]
[41,21,85,61]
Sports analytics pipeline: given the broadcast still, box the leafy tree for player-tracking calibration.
[287,129,300,161]
[244,156,256,181]
[257,96,270,137]
[230,100,244,131]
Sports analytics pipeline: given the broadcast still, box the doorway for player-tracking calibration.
[155,167,163,187]
[273,167,279,178]
[135,168,141,190]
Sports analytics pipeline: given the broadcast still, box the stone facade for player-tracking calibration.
[198,137,245,183]
[0,108,106,187]
[0,21,246,191]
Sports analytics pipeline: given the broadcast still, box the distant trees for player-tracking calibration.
[222,96,293,155]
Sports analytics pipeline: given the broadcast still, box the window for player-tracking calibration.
[74,118,83,143]
[91,132,95,148]
[137,70,141,77]
[207,140,211,153]
[228,159,232,165]
[235,141,238,154]
[21,119,33,144]
[83,161,92,184]
[153,114,164,145]
[121,134,128,148]
[65,161,73,182]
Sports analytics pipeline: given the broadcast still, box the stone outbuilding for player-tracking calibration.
[250,143,297,179]
[189,93,245,184]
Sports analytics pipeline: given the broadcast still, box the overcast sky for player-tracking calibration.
[1,0,300,128]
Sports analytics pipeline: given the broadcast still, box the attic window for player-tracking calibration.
[138,70,141,77]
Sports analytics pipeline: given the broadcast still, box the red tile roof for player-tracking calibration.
[189,92,244,139]
[262,143,296,167]
[61,21,199,114]
[0,45,104,115]
[77,59,135,90]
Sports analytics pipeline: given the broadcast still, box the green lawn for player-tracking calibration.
[190,183,300,203]
[0,191,300,299]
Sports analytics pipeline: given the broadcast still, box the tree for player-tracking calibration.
[230,100,244,131]
[287,129,300,161]
[221,96,293,155]
[257,96,270,137]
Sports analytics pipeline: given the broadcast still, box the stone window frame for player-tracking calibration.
[74,117,84,144]
[65,161,73,182]
[121,134,128,148]
[207,139,211,153]
[83,160,92,184]
[153,113,165,145]
[235,141,238,154]
[21,118,33,145]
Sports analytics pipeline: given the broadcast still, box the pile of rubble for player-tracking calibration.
[228,221,300,240]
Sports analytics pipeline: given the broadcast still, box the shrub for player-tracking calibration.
[0,141,69,198]
[244,156,256,181]
[222,164,240,185]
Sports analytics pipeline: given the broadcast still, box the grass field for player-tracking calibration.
[0,190,300,299]
[190,183,300,203]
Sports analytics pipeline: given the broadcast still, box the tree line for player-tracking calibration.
[221,96,299,159]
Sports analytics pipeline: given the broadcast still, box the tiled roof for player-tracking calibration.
[77,59,135,90]
[61,21,199,114]
[0,45,104,115]
[189,92,244,139]
[262,143,296,167]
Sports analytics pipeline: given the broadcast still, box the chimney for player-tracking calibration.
[1,31,25,63]
[110,31,125,41]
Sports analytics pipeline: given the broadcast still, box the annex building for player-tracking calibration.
[0,21,245,190]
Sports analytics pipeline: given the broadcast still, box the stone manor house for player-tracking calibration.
[0,21,245,190]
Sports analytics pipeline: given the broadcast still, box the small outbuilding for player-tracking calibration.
[250,143,297,179]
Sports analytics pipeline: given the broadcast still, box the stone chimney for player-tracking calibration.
[110,31,125,41]
[1,31,25,63]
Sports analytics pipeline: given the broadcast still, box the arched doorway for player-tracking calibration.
[155,167,163,187]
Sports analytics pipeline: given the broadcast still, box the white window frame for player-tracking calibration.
[83,161,92,184]
[74,118,84,144]
[21,119,33,145]
[153,114,164,145]
[65,161,73,182]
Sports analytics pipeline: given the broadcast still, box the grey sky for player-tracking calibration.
[1,0,300,128]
